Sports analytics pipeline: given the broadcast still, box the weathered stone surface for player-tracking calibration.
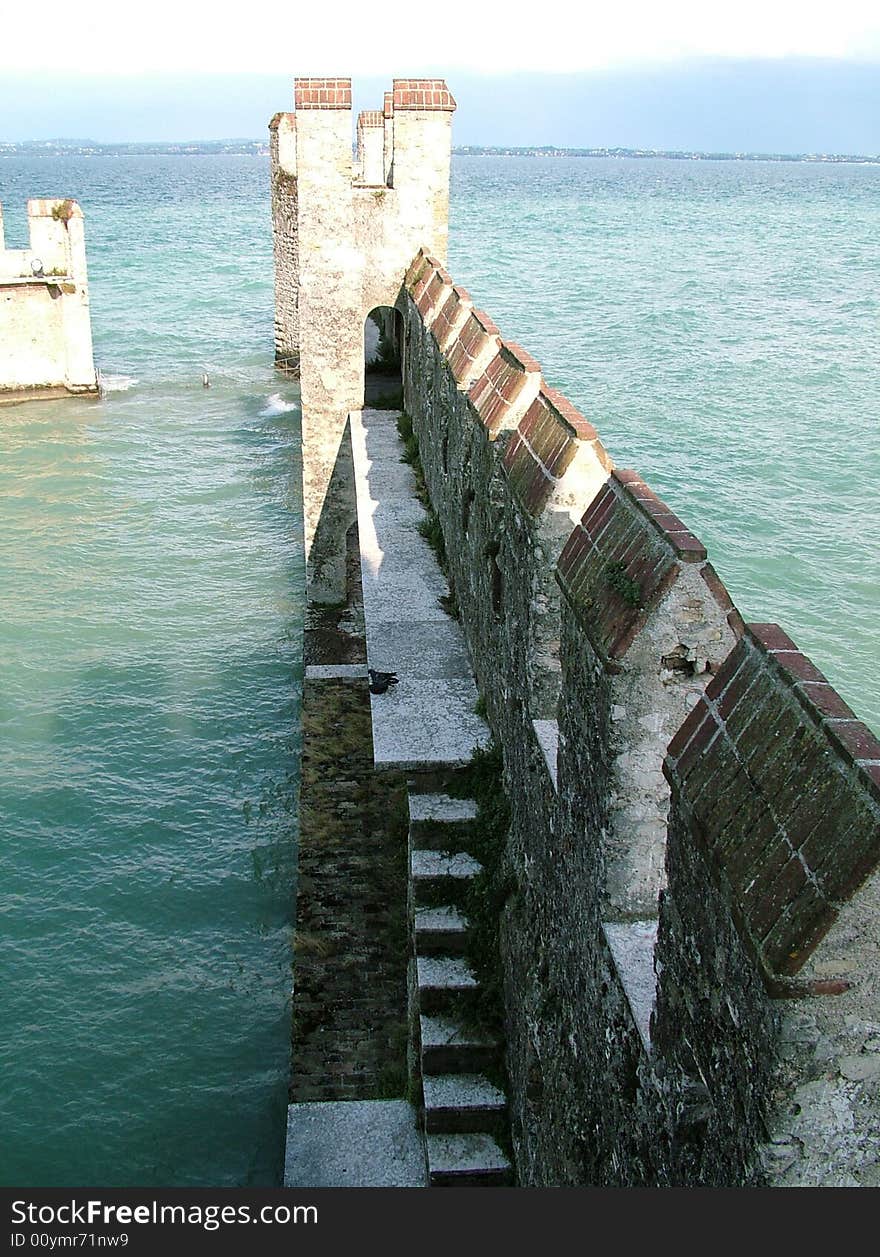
[284,1100,426,1187]
[352,407,489,771]
[603,920,658,1052]
[422,1073,506,1124]
[1,200,98,400]
[426,1132,512,1183]
[271,79,455,601]
[290,675,409,1105]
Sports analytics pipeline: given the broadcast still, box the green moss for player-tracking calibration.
[396,413,459,620]
[410,259,428,288]
[605,559,643,608]
[417,514,447,570]
[51,199,75,223]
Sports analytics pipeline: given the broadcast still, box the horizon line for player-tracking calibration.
[2,139,879,162]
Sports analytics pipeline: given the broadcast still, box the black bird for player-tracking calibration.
[368,669,399,695]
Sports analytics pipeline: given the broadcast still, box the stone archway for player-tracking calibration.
[364,307,403,409]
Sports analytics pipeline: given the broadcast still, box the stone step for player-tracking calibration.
[422,1073,507,1135]
[420,1014,497,1075]
[408,793,478,850]
[426,1133,513,1187]
[416,955,479,1015]
[407,768,475,797]
[411,848,482,903]
[414,904,469,955]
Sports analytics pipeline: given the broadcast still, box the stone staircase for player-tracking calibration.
[407,788,513,1186]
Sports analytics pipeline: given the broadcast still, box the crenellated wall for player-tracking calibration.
[274,84,880,1180]
[397,247,880,1187]
[0,199,98,404]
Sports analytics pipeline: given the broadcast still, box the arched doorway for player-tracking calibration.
[363,307,403,409]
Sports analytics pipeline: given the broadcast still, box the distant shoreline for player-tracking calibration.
[2,139,878,164]
[454,145,880,164]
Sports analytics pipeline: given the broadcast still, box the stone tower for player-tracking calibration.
[270,77,456,602]
[0,199,98,405]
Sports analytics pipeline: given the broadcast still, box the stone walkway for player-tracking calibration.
[285,406,500,1187]
[350,408,489,772]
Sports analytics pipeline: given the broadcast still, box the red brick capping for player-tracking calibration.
[383,91,394,119]
[357,110,384,129]
[615,469,707,562]
[431,284,473,350]
[295,78,352,110]
[556,477,682,664]
[407,253,443,305]
[664,623,880,990]
[701,561,744,638]
[446,310,501,387]
[503,387,610,516]
[416,267,453,322]
[392,79,457,112]
[467,342,541,438]
[404,248,431,290]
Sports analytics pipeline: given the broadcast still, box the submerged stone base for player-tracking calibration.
[0,383,99,407]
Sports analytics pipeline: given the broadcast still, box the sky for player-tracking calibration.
[1,1,879,151]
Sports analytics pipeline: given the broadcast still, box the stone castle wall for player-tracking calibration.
[0,199,97,403]
[396,248,880,1186]
[273,76,880,1184]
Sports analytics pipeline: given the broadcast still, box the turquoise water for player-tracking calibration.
[1,158,302,1186]
[450,157,880,732]
[1,152,878,1186]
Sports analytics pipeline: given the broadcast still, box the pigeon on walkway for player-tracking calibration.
[368,669,399,695]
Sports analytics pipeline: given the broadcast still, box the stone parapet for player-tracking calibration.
[396,244,880,1187]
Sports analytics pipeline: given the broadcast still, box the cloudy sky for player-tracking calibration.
[1,1,878,150]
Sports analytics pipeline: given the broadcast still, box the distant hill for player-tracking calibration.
[452,145,880,163]
[0,139,269,156]
[1,138,876,163]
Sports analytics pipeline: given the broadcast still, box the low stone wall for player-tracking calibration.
[397,247,880,1186]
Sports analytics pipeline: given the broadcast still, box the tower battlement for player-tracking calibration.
[270,76,456,602]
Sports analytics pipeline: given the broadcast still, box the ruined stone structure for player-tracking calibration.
[275,79,880,1186]
[270,78,455,602]
[0,199,98,405]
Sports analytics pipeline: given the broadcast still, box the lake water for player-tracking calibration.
[1,152,877,1185]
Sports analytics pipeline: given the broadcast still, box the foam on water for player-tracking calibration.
[260,392,299,417]
[98,372,139,393]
